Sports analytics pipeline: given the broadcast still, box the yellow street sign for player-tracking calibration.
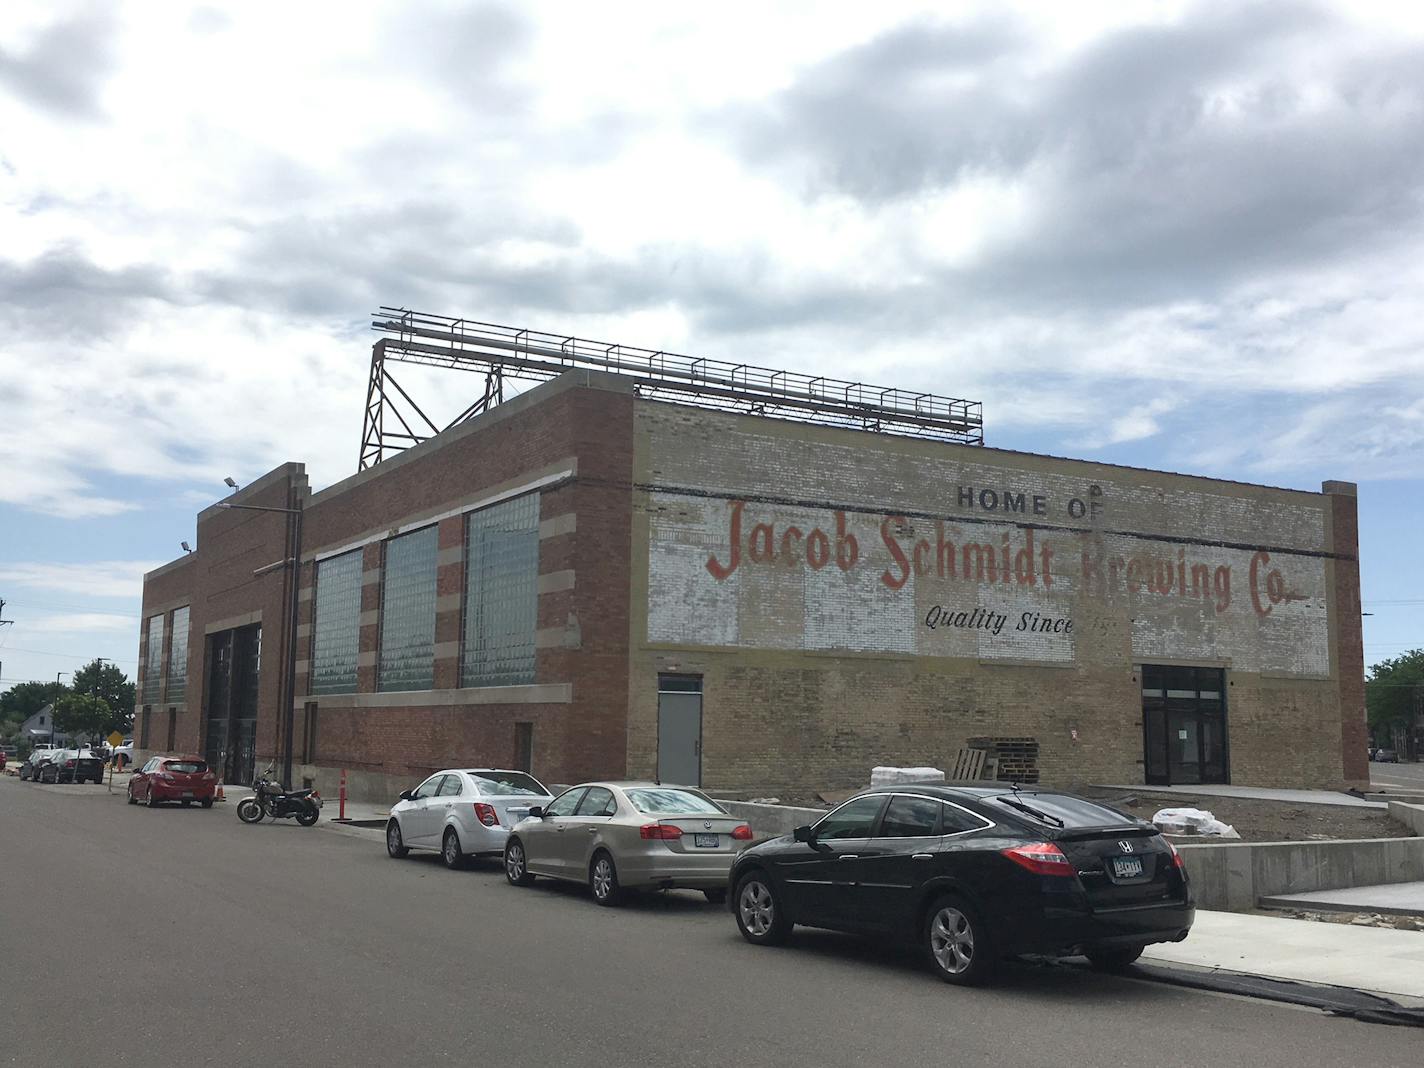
[107,731,124,748]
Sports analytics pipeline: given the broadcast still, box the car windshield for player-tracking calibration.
[465,771,546,797]
[625,788,726,815]
[166,761,206,774]
[990,793,1133,829]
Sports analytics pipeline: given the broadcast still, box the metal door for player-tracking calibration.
[657,677,702,787]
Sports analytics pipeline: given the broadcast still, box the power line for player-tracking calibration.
[0,645,138,664]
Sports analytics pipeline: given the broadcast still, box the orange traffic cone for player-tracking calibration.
[215,778,226,802]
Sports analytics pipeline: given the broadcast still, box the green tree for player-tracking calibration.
[71,659,136,735]
[52,692,113,749]
[0,679,65,722]
[1365,649,1424,743]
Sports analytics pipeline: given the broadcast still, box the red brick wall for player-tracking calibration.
[1326,482,1369,784]
[138,465,306,764]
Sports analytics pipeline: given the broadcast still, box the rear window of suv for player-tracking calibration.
[989,793,1132,829]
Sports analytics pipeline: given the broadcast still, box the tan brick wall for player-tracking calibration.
[628,402,1363,794]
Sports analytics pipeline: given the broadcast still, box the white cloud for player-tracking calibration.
[0,561,161,598]
[0,0,1422,520]
[22,612,137,634]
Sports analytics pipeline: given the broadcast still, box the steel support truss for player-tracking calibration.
[359,307,984,470]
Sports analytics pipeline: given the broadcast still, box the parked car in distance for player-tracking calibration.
[127,756,217,807]
[113,742,135,769]
[38,749,104,784]
[386,769,554,868]
[19,747,61,781]
[1372,748,1399,763]
[728,785,1195,986]
[504,782,754,906]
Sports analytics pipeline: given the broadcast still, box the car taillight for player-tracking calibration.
[639,823,684,840]
[1002,842,1076,877]
[731,824,754,841]
[64,760,75,768]
[1165,839,1185,870]
[474,803,499,827]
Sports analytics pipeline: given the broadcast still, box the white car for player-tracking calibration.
[386,768,553,869]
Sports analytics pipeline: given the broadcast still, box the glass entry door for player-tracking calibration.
[1142,666,1228,785]
[203,623,261,785]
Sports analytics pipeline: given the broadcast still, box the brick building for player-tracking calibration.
[136,369,1369,801]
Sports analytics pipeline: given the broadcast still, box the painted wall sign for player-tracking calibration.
[641,409,1333,677]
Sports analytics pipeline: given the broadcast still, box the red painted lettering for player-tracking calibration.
[880,517,911,590]
[706,500,744,580]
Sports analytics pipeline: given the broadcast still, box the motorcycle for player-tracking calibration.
[236,765,322,826]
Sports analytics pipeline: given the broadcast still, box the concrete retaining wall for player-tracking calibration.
[718,800,824,840]
[1179,834,1424,912]
[1387,801,1424,836]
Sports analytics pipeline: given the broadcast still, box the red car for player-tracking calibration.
[128,755,217,808]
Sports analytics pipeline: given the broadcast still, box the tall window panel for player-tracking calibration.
[311,550,363,695]
[462,493,539,687]
[379,526,438,692]
[142,614,165,703]
[167,606,190,704]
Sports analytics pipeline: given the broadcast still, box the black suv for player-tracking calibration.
[728,784,1194,985]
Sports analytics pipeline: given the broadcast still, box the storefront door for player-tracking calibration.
[1142,665,1228,785]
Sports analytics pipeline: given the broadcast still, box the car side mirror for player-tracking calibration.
[398,789,414,802]
[527,806,544,818]
[793,824,814,843]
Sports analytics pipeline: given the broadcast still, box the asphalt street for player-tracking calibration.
[2,775,1420,1067]
[1372,760,1424,792]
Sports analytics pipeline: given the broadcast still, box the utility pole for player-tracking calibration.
[52,671,68,745]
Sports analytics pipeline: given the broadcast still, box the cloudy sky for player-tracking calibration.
[1,0,1421,696]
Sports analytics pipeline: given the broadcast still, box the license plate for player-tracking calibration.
[181,791,194,798]
[693,834,719,848]
[1111,856,1144,879]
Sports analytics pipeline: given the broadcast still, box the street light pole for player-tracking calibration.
[90,657,110,754]
[217,498,304,789]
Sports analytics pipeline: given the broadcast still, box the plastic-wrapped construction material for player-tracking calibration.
[1151,807,1241,839]
[870,766,946,787]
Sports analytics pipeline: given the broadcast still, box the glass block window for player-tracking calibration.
[462,493,539,687]
[311,550,363,695]
[142,614,165,703]
[167,606,190,704]
[379,526,438,692]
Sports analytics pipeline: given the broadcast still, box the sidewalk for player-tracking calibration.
[1144,909,1424,1001]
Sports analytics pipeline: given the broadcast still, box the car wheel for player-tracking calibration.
[147,790,160,808]
[1085,945,1145,972]
[504,838,534,886]
[589,851,624,907]
[441,828,465,870]
[704,888,728,905]
[386,819,410,859]
[182,800,192,807]
[201,798,214,809]
[733,871,791,946]
[923,896,996,986]
[127,787,137,805]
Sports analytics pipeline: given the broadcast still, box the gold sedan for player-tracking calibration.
[503,781,754,906]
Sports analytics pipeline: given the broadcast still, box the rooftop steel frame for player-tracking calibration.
[359,308,984,470]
